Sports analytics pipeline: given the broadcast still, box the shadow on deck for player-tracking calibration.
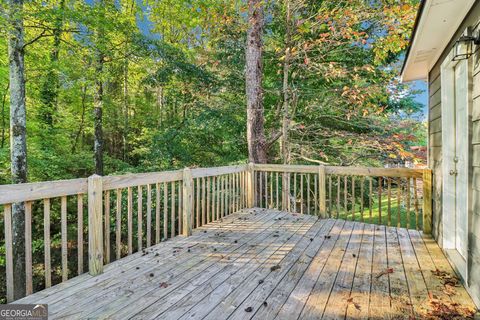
[14,209,477,319]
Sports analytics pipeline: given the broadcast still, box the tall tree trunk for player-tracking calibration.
[246,0,267,164]
[94,53,103,175]
[93,0,104,175]
[7,0,27,299]
[122,52,128,161]
[281,0,292,165]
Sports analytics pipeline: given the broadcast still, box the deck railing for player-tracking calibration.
[252,164,432,232]
[0,163,432,302]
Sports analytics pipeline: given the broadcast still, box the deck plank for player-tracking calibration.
[224,219,340,320]
[321,222,364,320]
[129,215,316,320]
[13,209,476,320]
[298,221,356,319]
[266,220,345,320]
[57,211,287,319]
[396,227,429,317]
[368,225,390,318]
[386,226,414,319]
[346,223,375,319]
[171,216,318,320]
[16,209,265,305]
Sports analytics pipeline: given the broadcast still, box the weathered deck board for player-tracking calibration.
[13,209,476,319]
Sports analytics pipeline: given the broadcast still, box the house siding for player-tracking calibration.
[428,2,480,307]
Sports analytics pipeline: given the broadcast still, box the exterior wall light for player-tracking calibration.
[453,28,480,61]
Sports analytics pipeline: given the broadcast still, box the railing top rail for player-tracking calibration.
[0,163,428,205]
[102,169,183,191]
[0,164,250,205]
[253,163,426,178]
[0,178,88,205]
[191,164,247,179]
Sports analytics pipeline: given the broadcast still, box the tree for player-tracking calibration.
[93,0,105,175]
[7,0,27,299]
[246,0,267,164]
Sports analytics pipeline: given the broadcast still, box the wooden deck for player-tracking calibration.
[15,209,476,319]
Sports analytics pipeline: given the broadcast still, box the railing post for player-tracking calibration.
[88,174,103,276]
[318,165,326,218]
[422,169,433,234]
[182,168,193,236]
[247,163,255,208]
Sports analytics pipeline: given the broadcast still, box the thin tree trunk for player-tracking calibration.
[94,53,103,175]
[7,0,27,300]
[93,0,104,175]
[157,86,163,127]
[246,0,267,164]
[281,0,292,165]
[122,52,128,161]
[1,83,9,148]
[72,84,87,153]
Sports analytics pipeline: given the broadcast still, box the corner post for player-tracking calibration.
[318,165,326,218]
[88,174,103,276]
[247,163,255,208]
[422,169,433,234]
[182,168,193,236]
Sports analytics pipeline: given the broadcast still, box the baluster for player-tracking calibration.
[147,184,152,247]
[5,204,13,301]
[178,181,182,232]
[413,177,419,230]
[300,174,304,214]
[344,176,348,217]
[337,176,340,218]
[155,183,160,244]
[360,178,364,222]
[314,174,318,215]
[202,177,206,223]
[328,176,332,217]
[387,178,391,226]
[61,196,68,280]
[44,199,51,288]
[207,177,211,223]
[137,186,143,251]
[397,178,401,228]
[307,174,311,215]
[369,178,373,224]
[127,187,133,255]
[104,192,110,264]
[196,178,200,227]
[293,173,296,212]
[378,177,382,225]
[351,176,355,221]
[163,182,168,240]
[406,177,411,229]
[276,172,279,209]
[171,181,175,237]
[79,193,85,272]
[25,201,32,295]
[115,189,121,260]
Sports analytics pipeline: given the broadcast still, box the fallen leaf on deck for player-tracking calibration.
[375,267,394,279]
[270,265,281,271]
[159,282,169,288]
